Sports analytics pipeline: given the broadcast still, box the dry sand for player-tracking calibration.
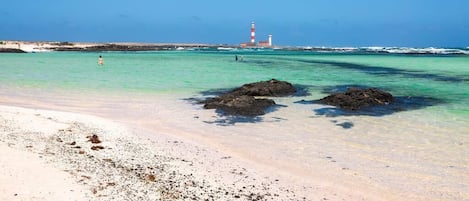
[0,105,392,201]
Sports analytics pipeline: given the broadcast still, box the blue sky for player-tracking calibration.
[1,0,468,47]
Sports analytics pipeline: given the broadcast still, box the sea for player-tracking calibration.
[0,49,468,200]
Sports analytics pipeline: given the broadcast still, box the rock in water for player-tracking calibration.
[203,95,275,116]
[230,79,297,97]
[319,88,393,110]
[201,79,295,116]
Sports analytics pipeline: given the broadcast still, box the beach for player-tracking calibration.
[0,102,388,201]
[0,50,468,200]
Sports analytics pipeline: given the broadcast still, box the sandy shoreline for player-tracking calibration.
[0,104,391,201]
[1,82,467,201]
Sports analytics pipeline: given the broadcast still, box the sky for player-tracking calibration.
[1,0,469,47]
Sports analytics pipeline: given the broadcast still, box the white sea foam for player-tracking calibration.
[301,46,469,55]
[358,46,469,55]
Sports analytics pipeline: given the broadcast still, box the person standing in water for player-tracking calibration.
[98,55,104,65]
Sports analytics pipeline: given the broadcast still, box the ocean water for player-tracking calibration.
[1,50,468,200]
[1,51,468,120]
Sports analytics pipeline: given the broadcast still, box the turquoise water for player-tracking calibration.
[1,50,468,200]
[1,51,468,117]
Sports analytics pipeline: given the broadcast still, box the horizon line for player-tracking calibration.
[1,40,468,49]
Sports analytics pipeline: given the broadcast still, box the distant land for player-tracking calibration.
[1,40,468,55]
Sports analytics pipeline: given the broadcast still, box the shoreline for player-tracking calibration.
[0,104,391,201]
[1,85,467,201]
[1,40,468,55]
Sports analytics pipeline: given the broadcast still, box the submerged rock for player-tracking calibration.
[203,95,275,116]
[318,88,393,110]
[200,79,296,116]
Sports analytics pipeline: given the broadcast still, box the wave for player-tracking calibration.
[299,46,469,55]
[360,47,469,55]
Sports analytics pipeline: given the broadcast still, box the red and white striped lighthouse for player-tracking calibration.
[250,22,255,43]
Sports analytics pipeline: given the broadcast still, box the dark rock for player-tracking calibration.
[51,44,211,52]
[0,48,26,53]
[319,88,393,110]
[203,95,275,116]
[87,134,101,144]
[230,79,297,97]
[91,146,105,151]
[200,79,295,116]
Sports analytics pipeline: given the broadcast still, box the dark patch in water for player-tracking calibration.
[272,116,288,121]
[199,88,232,97]
[291,59,469,83]
[243,59,276,67]
[311,96,444,117]
[330,120,353,129]
[336,122,354,129]
[202,105,284,126]
[292,84,312,96]
[182,97,204,104]
[203,116,264,126]
[295,100,314,105]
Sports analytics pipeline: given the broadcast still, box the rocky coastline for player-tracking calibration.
[0,48,26,53]
[49,43,216,52]
[0,41,220,53]
[2,40,468,55]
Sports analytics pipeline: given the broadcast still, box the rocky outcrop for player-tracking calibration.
[203,95,275,116]
[0,48,26,53]
[201,79,296,116]
[318,88,393,110]
[52,44,160,52]
[230,79,297,97]
[51,44,214,52]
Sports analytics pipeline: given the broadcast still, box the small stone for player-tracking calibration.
[147,174,157,182]
[91,146,104,151]
[87,134,101,144]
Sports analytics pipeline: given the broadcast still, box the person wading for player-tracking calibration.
[98,55,104,66]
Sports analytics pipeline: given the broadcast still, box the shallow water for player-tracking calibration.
[1,51,468,200]
[1,51,468,112]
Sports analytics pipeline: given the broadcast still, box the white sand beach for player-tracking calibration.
[1,82,468,201]
[0,84,467,201]
[0,100,395,201]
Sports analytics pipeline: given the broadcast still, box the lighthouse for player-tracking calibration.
[250,22,255,43]
[240,21,272,48]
